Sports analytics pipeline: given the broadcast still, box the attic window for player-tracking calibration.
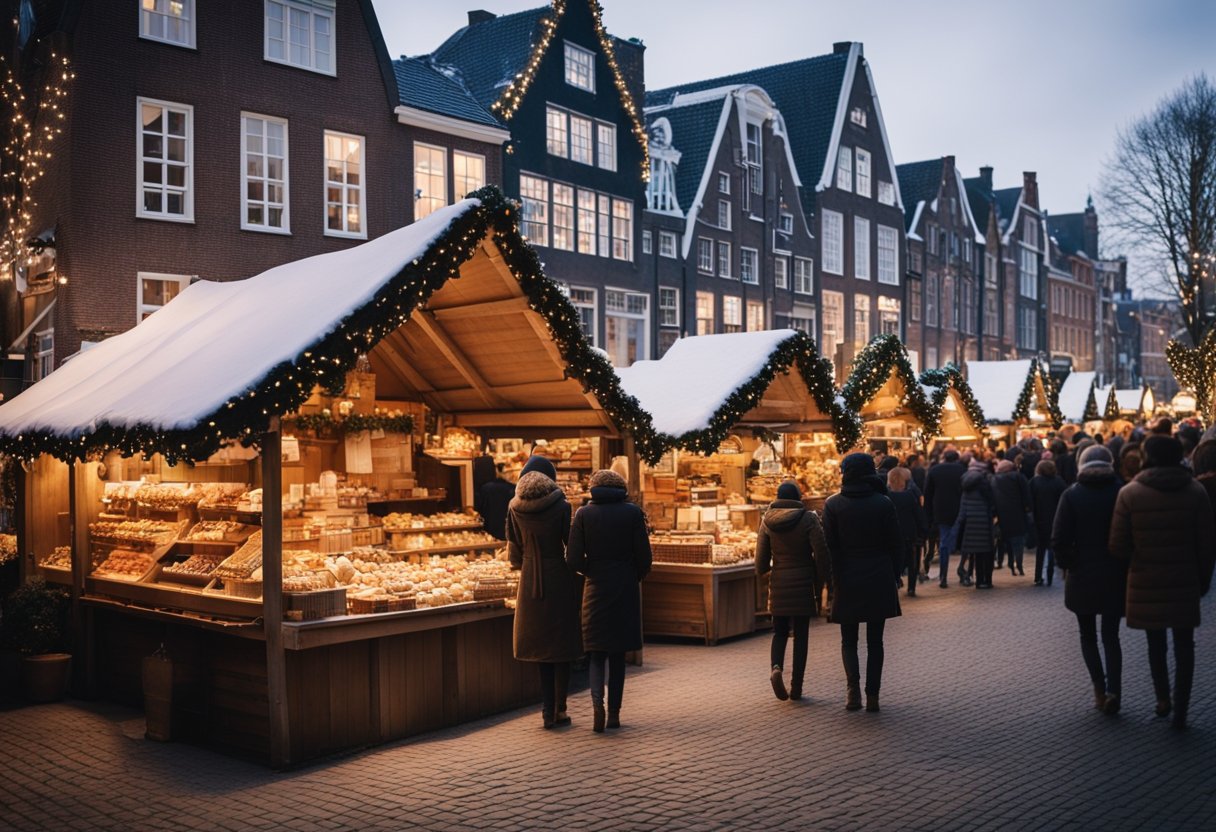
[564,42,595,92]
[850,106,867,128]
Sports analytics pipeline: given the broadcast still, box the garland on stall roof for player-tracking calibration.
[1082,381,1101,422]
[840,334,938,436]
[1166,332,1215,423]
[1039,361,1065,428]
[288,412,414,437]
[1009,358,1063,429]
[1104,385,1122,422]
[919,363,987,434]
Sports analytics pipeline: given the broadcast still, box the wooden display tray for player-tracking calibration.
[85,575,263,620]
[37,564,72,585]
[388,540,501,559]
[197,506,263,524]
[383,522,484,535]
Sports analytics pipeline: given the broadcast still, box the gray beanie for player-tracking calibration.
[1078,444,1113,467]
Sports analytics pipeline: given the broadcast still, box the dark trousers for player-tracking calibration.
[1076,613,1122,695]
[840,619,886,696]
[1034,545,1055,583]
[999,534,1026,571]
[588,650,626,712]
[1146,628,1195,716]
[923,532,937,575]
[537,661,571,716]
[771,615,810,685]
[903,541,919,591]
[972,551,992,586]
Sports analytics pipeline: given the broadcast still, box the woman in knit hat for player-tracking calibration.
[756,480,830,702]
[822,453,902,712]
[567,469,652,732]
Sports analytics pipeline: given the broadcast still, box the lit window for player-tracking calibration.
[577,189,597,254]
[822,291,844,360]
[597,194,611,258]
[836,146,852,192]
[794,257,814,295]
[138,272,192,321]
[140,0,194,48]
[567,285,597,345]
[718,199,731,230]
[696,291,714,335]
[242,113,288,232]
[597,122,616,171]
[877,225,899,285]
[138,98,193,221]
[571,115,593,165]
[552,183,575,251]
[413,142,446,220]
[612,199,633,261]
[520,175,549,246]
[717,241,732,278]
[453,151,485,200]
[564,42,595,92]
[774,256,789,289]
[855,148,871,198]
[854,217,871,280]
[659,287,680,327]
[789,304,816,338]
[723,295,742,333]
[697,238,714,273]
[853,295,871,350]
[718,172,730,194]
[926,273,939,327]
[265,0,334,75]
[879,296,901,336]
[822,210,843,274]
[659,231,677,259]
[324,131,364,237]
[747,301,765,332]
[546,107,568,158]
[741,247,759,285]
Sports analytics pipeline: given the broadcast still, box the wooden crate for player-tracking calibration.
[284,587,347,621]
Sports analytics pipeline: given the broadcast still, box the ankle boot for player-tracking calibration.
[542,708,555,729]
[789,681,803,701]
[865,693,880,712]
[554,710,571,726]
[606,709,620,729]
[845,683,862,711]
[592,700,606,733]
[770,665,789,701]
[1092,687,1107,711]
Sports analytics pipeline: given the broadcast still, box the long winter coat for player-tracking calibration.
[1029,473,1068,544]
[756,499,830,617]
[1057,451,1078,486]
[888,488,928,544]
[1109,465,1216,630]
[567,485,652,653]
[507,472,582,662]
[956,470,996,555]
[1051,462,1127,616]
[822,479,902,624]
[992,470,1031,538]
[924,460,967,526]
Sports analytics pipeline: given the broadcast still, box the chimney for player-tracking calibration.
[1022,171,1038,208]
[978,165,993,191]
[467,10,496,25]
[833,41,852,55]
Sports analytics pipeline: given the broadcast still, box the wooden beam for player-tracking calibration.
[452,409,614,429]
[412,312,512,410]
[375,331,435,394]
[481,238,525,296]
[261,422,290,768]
[429,296,531,322]
[518,307,610,421]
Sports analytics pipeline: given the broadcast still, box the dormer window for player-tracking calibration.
[265,0,335,76]
[850,106,867,128]
[564,42,595,92]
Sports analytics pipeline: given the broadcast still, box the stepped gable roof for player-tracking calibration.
[430,6,550,111]
[646,52,851,217]
[895,159,943,230]
[394,56,501,128]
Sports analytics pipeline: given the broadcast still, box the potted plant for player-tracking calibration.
[1,578,71,703]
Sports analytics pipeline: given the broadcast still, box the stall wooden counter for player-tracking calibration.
[642,562,756,645]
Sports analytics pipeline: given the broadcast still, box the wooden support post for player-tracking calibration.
[68,462,91,693]
[15,463,27,584]
[624,434,642,505]
[261,421,290,768]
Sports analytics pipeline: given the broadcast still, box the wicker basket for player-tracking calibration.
[284,587,347,621]
[349,594,417,615]
[650,538,714,564]
[218,578,263,598]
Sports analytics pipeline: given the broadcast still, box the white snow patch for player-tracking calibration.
[1056,371,1096,423]
[965,359,1033,423]
[1114,388,1144,413]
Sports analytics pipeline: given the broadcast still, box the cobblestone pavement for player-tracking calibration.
[2,567,1215,832]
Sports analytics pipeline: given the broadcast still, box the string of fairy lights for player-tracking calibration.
[919,363,987,434]
[1083,380,1102,422]
[841,334,939,437]
[1010,358,1064,428]
[1166,331,1216,423]
[0,50,73,266]
[489,0,651,182]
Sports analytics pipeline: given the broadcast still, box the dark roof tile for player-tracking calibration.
[430,6,550,110]
[993,186,1022,230]
[1047,212,1088,257]
[895,159,943,230]
[646,96,729,217]
[394,56,502,128]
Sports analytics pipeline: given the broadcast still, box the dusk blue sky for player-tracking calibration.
[373,0,1216,287]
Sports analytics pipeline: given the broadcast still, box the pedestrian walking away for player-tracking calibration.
[507,455,582,729]
[1109,435,1216,729]
[1030,459,1067,586]
[992,459,1031,576]
[956,459,996,588]
[756,480,830,702]
[567,469,653,733]
[822,453,902,713]
[887,467,928,597]
[924,449,966,587]
[1051,444,1128,714]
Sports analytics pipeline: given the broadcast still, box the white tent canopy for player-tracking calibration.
[1057,371,1097,423]
[1115,388,1147,416]
[964,360,1032,423]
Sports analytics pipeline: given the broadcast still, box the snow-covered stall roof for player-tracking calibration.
[1056,371,1097,423]
[0,187,650,462]
[964,359,1061,426]
[615,330,855,453]
[1114,388,1147,417]
[919,365,986,441]
[840,334,935,429]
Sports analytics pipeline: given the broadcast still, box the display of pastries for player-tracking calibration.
[89,519,179,545]
[212,530,263,579]
[93,549,155,579]
[187,520,248,541]
[393,530,496,551]
[162,552,227,578]
[40,546,72,569]
[382,511,481,531]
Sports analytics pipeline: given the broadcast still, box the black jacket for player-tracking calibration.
[1056,451,1078,485]
[567,485,652,653]
[888,488,928,544]
[1018,451,1041,481]
[924,460,966,526]
[956,470,996,554]
[910,464,927,494]
[1050,462,1126,616]
[1029,474,1068,543]
[992,470,1031,537]
[477,477,515,541]
[822,478,902,624]
[756,500,829,617]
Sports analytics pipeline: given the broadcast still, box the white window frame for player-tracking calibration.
[822,210,843,275]
[853,295,872,349]
[854,216,871,280]
[611,198,633,262]
[577,189,597,254]
[546,106,569,158]
[453,150,485,200]
[659,231,678,259]
[137,271,193,322]
[264,0,335,77]
[774,256,789,289]
[718,171,730,194]
[323,130,366,239]
[790,305,816,338]
[849,106,867,128]
[877,180,895,206]
[740,247,759,285]
[570,114,594,165]
[877,224,899,286]
[641,229,652,255]
[822,290,844,358]
[717,241,732,278]
[604,288,649,364]
[241,112,290,234]
[718,199,732,231]
[552,182,575,251]
[879,296,901,336]
[520,174,550,247]
[564,41,595,92]
[137,97,194,222]
[696,291,715,335]
[794,257,814,295]
[33,327,54,382]
[747,301,765,332]
[697,238,714,274]
[722,295,743,333]
[855,148,872,198]
[1019,244,1038,299]
[140,0,195,48]
[567,285,597,346]
[596,122,616,171]
[836,146,853,192]
[413,141,447,221]
[597,194,611,258]
[659,287,680,327]
[779,212,794,235]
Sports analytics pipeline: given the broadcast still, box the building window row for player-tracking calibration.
[414,143,486,220]
[520,174,632,261]
[545,105,616,171]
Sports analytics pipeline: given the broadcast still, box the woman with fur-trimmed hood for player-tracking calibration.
[507,455,582,730]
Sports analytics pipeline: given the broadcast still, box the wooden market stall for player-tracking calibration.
[2,188,646,767]
[1056,371,1100,426]
[839,335,937,455]
[1111,386,1155,422]
[964,358,1063,448]
[615,330,854,644]
[917,364,987,449]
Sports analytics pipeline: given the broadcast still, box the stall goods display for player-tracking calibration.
[40,546,72,570]
[212,530,263,579]
[325,551,514,608]
[649,534,716,564]
[787,458,842,497]
[196,484,251,509]
[89,519,181,546]
[747,475,781,504]
[161,552,227,579]
[186,521,251,542]
[717,528,758,561]
[93,549,156,580]
[382,511,481,531]
[392,530,497,551]
[134,484,199,510]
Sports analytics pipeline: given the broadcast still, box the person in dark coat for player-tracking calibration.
[992,459,1031,575]
[1052,439,1077,486]
[887,467,928,597]
[1109,436,1216,729]
[956,465,997,588]
[1029,458,1068,586]
[756,481,830,702]
[566,469,652,733]
[905,454,927,494]
[507,457,581,729]
[1052,444,1128,713]
[924,450,967,587]
[477,463,516,541]
[1018,439,1043,481]
[822,453,902,712]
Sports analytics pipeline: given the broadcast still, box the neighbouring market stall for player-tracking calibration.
[839,335,937,456]
[917,364,987,449]
[1109,386,1155,423]
[615,330,855,644]
[964,358,1063,447]
[1055,371,1101,426]
[2,188,660,766]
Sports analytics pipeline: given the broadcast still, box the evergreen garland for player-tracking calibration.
[1038,361,1065,428]
[1010,359,1063,429]
[288,412,414,437]
[1082,381,1101,422]
[1103,386,1122,421]
[919,363,986,434]
[840,334,938,436]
